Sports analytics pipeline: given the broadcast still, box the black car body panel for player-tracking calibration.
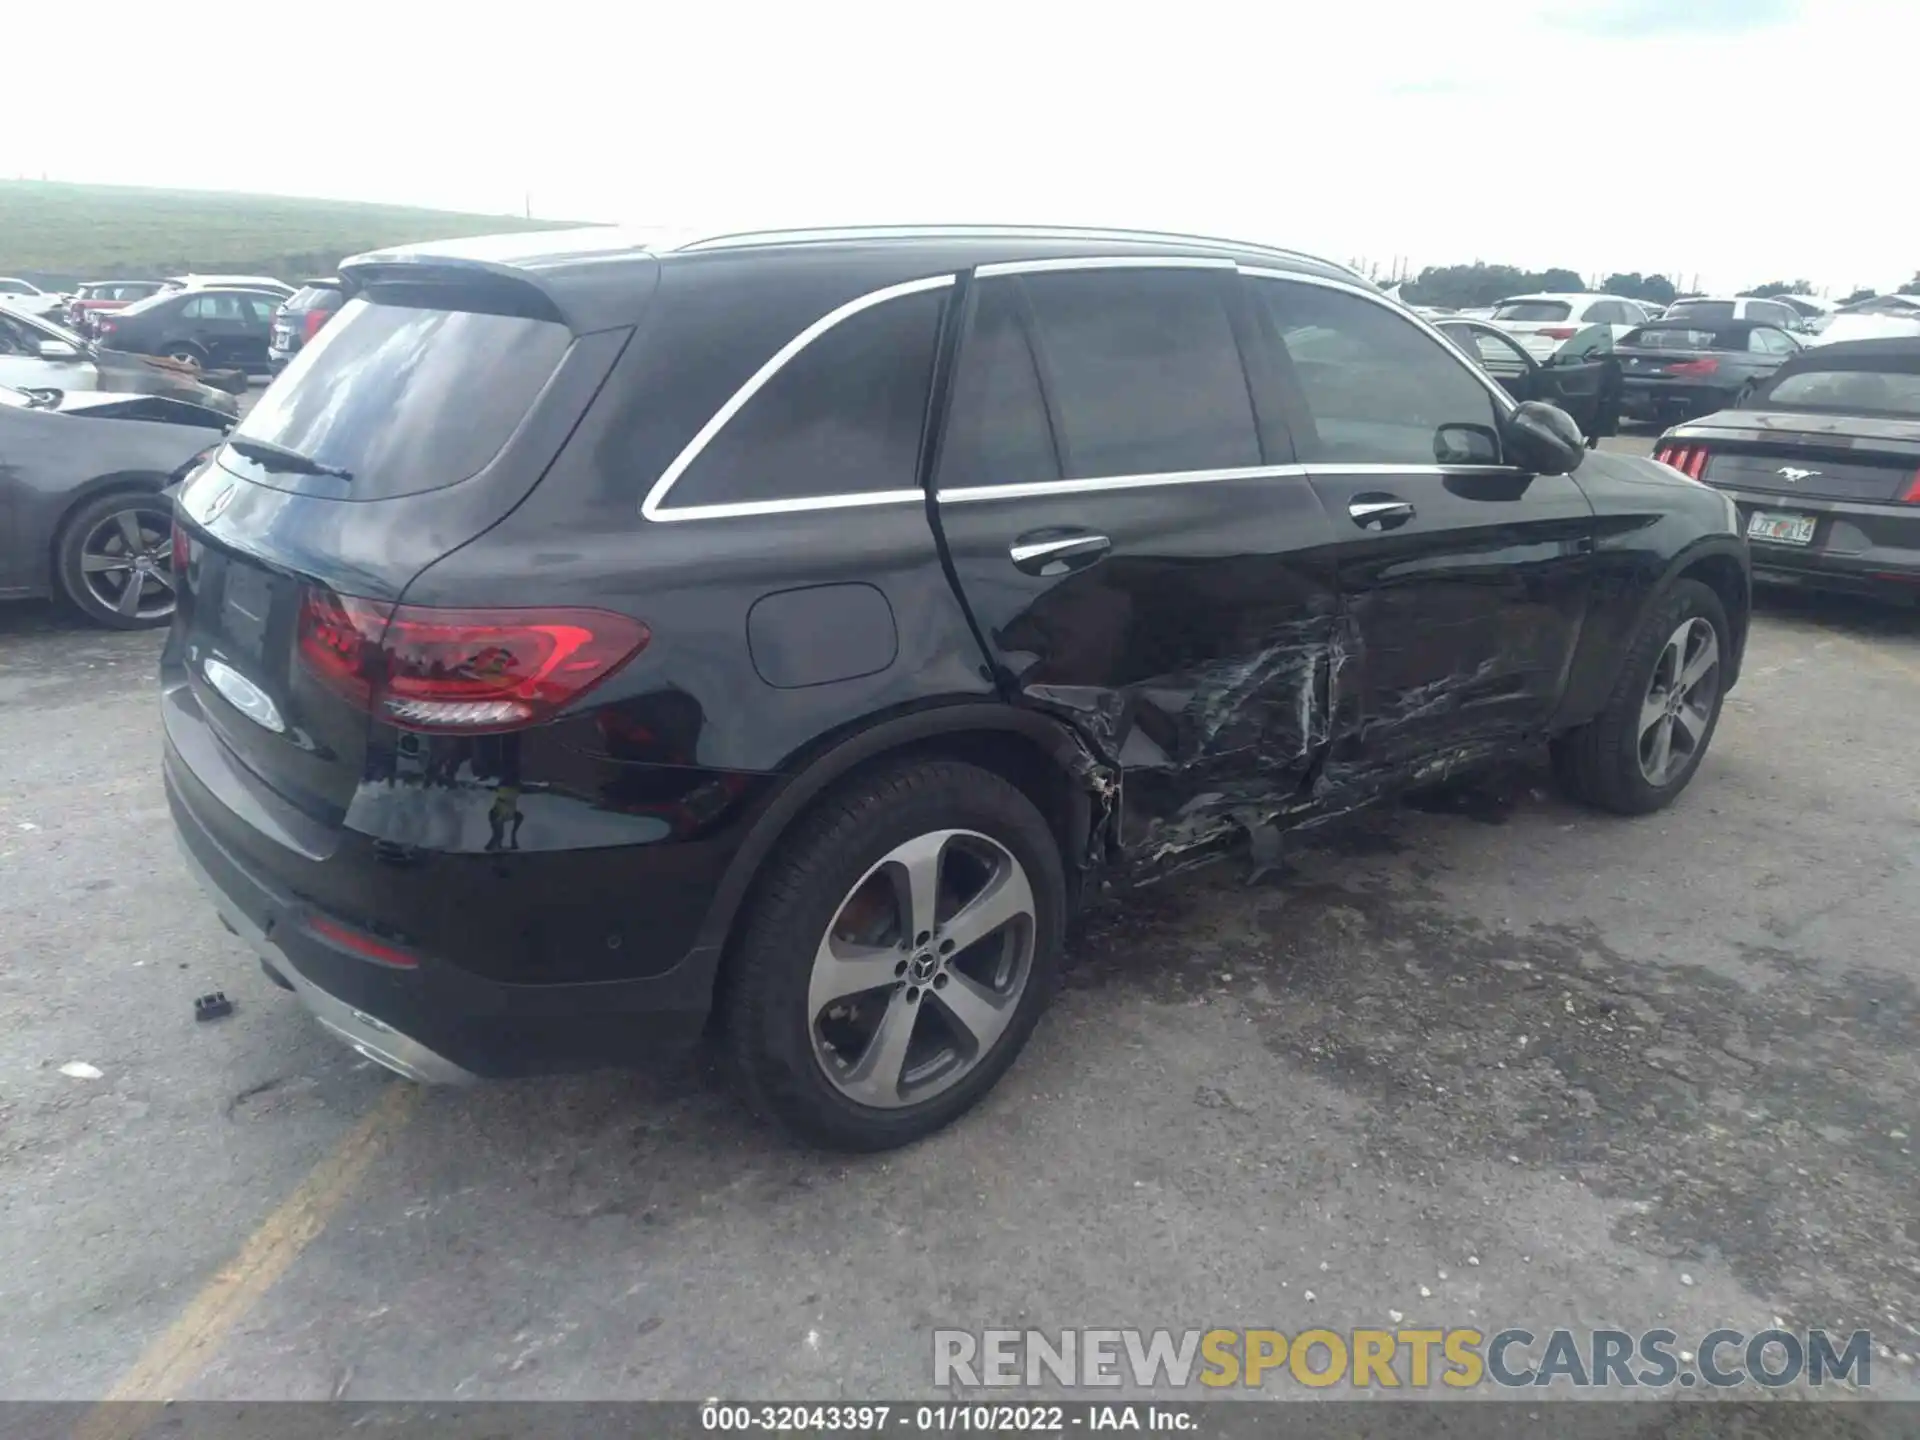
[0,387,230,600]
[1659,338,1920,597]
[161,226,1750,1081]
[1616,320,1801,424]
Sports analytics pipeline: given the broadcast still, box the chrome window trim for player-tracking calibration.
[938,461,1522,504]
[640,273,957,522]
[939,464,1308,503]
[974,255,1236,278]
[1236,264,1520,416]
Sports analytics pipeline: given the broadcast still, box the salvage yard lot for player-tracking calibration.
[3,434,1919,1408]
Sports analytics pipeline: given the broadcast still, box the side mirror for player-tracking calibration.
[1502,402,1586,474]
[37,339,80,360]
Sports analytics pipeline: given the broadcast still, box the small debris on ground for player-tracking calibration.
[194,991,235,1022]
[59,1062,102,1080]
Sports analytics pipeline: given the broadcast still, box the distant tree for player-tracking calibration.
[1743,280,1815,297]
[1600,272,1677,306]
[1402,261,1592,310]
[1840,288,1878,305]
[1899,271,1920,296]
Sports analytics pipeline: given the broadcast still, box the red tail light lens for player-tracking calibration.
[1539,326,1578,340]
[1902,469,1920,504]
[297,589,649,733]
[1667,357,1720,376]
[304,912,418,969]
[1686,448,1710,480]
[302,308,330,342]
[171,519,190,575]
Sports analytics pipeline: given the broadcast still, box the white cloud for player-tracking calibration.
[5,0,1913,294]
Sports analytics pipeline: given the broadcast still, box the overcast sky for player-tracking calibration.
[8,0,1912,294]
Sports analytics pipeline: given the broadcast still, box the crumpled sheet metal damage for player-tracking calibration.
[1033,627,1521,884]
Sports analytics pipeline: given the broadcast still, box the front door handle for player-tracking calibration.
[1009,530,1111,576]
[1347,497,1416,531]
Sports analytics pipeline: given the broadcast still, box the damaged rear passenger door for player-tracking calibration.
[930,259,1343,867]
[1241,272,1599,792]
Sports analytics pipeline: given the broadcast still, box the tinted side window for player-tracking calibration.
[937,280,1060,489]
[669,287,944,507]
[179,296,207,320]
[1017,268,1258,477]
[1252,279,1499,464]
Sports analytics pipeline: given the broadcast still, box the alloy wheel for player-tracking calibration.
[1637,617,1719,786]
[808,828,1036,1109]
[80,504,177,621]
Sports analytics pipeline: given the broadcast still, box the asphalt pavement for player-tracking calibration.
[3,432,1919,1412]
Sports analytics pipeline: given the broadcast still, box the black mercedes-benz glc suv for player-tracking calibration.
[164,225,1750,1149]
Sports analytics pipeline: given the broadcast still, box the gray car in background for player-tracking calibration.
[0,303,240,416]
[0,384,231,627]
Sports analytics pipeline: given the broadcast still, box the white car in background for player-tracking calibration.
[0,277,70,321]
[1659,296,1812,334]
[1487,293,1659,359]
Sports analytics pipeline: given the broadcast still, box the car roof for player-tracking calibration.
[341,224,1373,332]
[1495,293,1637,304]
[1778,336,1920,368]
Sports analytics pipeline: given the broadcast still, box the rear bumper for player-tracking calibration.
[163,724,730,1081]
[1715,485,1920,597]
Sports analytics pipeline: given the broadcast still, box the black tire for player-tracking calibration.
[163,342,208,368]
[54,489,177,630]
[723,758,1066,1151]
[1552,578,1730,815]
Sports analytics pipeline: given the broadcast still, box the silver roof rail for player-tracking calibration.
[669,225,1364,281]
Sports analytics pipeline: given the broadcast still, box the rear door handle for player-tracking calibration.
[1347,498,1416,531]
[1009,530,1111,576]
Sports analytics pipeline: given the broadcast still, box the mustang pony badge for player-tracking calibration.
[1776,466,1820,483]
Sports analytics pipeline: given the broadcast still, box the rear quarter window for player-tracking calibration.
[223,298,571,499]
[658,285,946,511]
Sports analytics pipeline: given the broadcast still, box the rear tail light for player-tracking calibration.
[303,912,419,969]
[296,589,650,733]
[171,519,190,575]
[1667,357,1720,376]
[1655,444,1711,480]
[1902,468,1920,504]
[1539,326,1578,340]
[301,308,330,342]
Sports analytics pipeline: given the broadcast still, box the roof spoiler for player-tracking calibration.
[338,254,570,326]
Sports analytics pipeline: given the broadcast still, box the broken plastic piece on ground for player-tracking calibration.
[194,991,235,1022]
[59,1062,103,1079]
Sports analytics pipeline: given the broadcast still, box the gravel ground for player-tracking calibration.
[3,430,1918,1420]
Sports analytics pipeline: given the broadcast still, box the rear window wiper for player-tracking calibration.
[225,435,354,482]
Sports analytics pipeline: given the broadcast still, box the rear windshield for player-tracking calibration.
[286,284,344,312]
[1491,301,1571,322]
[1760,367,1920,418]
[1664,301,1736,324]
[221,298,570,499]
[1622,327,1725,350]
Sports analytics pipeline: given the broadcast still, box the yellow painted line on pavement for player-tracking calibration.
[73,1082,421,1440]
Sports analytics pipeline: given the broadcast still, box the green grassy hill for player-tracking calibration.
[0,181,582,287]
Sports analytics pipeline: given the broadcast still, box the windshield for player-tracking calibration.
[223,297,571,498]
[1491,300,1571,322]
[1761,366,1920,418]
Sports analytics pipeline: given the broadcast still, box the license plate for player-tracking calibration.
[1747,511,1817,546]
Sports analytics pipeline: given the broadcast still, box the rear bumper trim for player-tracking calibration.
[174,833,476,1085]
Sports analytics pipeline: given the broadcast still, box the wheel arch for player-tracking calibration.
[694,702,1113,973]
